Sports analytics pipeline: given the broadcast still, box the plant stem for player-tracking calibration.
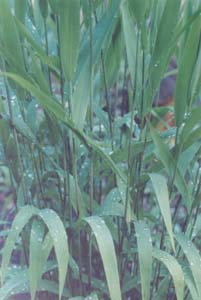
[89,0,94,215]
[119,29,139,265]
[44,18,52,94]
[88,0,94,292]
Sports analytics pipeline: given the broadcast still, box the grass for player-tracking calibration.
[0,0,201,299]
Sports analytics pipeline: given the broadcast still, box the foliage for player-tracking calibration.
[0,0,201,299]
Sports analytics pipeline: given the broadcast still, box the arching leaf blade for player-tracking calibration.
[85,216,121,300]
[153,249,184,300]
[149,173,175,252]
[135,220,152,300]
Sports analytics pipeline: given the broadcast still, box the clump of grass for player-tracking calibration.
[0,1,201,299]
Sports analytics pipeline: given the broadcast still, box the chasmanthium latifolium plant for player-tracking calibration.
[0,0,201,299]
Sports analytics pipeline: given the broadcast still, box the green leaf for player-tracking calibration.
[135,220,152,300]
[0,0,25,70]
[0,97,9,146]
[31,0,44,35]
[69,175,86,217]
[149,173,175,252]
[150,0,180,93]
[1,205,39,283]
[29,220,46,300]
[0,72,127,185]
[0,268,28,300]
[176,233,201,297]
[104,19,122,85]
[150,125,192,211]
[95,188,124,217]
[74,0,121,129]
[29,221,53,300]
[16,19,59,74]
[154,277,170,300]
[128,0,150,27]
[72,67,90,129]
[183,266,199,300]
[1,205,68,300]
[153,249,184,300]
[14,0,27,23]
[121,2,137,85]
[174,15,201,127]
[38,209,69,300]
[59,0,80,81]
[152,0,180,63]
[180,106,201,146]
[85,216,121,300]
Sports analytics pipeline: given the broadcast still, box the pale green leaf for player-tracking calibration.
[135,220,152,300]
[176,233,201,297]
[59,0,80,81]
[85,216,121,300]
[175,15,201,127]
[149,173,175,252]
[153,249,184,300]
[38,209,69,300]
[1,206,39,283]
[150,126,192,211]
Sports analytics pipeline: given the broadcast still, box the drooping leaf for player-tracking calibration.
[135,220,152,300]
[85,216,121,300]
[1,206,39,283]
[176,233,201,297]
[153,249,184,300]
[29,222,53,300]
[150,125,192,211]
[149,173,175,252]
[38,209,69,300]
[29,220,46,300]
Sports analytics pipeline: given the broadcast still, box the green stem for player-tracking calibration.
[119,29,139,267]
[89,0,94,215]
[44,18,52,94]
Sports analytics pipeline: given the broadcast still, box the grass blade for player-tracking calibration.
[0,0,25,71]
[59,0,80,81]
[85,216,121,300]
[29,221,53,300]
[149,173,175,252]
[176,233,201,297]
[121,2,137,84]
[38,209,69,300]
[29,220,46,300]
[153,249,184,300]
[150,125,192,211]
[135,220,152,300]
[174,15,201,127]
[1,206,39,283]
